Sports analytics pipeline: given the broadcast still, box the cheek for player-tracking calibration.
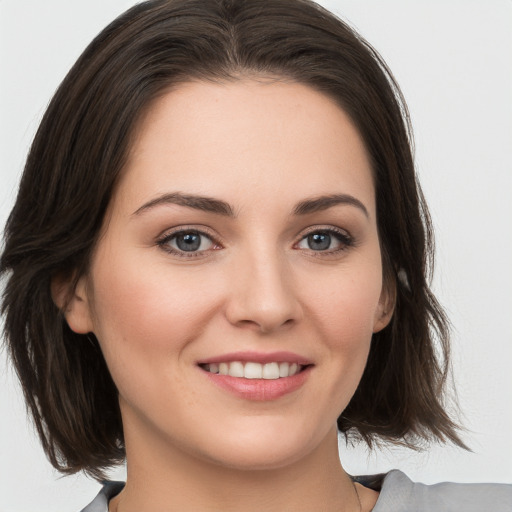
[87,250,224,377]
[307,264,383,342]
[302,263,382,398]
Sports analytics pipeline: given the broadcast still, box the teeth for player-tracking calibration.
[204,361,303,379]
[244,362,263,379]
[262,362,280,379]
[228,361,244,377]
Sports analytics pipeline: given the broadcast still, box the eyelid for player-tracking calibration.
[298,224,351,237]
[296,225,352,241]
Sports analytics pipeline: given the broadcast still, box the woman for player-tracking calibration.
[1,0,511,510]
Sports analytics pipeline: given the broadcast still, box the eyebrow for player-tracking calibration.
[293,194,369,218]
[132,192,368,218]
[132,192,235,217]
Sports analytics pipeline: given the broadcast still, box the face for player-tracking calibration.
[66,79,393,471]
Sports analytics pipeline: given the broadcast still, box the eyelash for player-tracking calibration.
[295,227,353,256]
[156,226,354,258]
[156,227,221,258]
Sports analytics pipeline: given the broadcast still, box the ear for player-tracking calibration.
[51,273,94,334]
[373,278,396,333]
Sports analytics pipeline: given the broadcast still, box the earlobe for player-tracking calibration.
[373,281,396,333]
[51,273,94,334]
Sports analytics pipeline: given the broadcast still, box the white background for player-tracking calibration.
[1,1,511,510]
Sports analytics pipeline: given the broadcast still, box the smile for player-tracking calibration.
[197,351,313,400]
[200,361,304,379]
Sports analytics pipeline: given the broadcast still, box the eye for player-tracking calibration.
[158,229,218,256]
[296,229,352,252]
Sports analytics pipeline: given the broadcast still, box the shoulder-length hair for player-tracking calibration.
[1,0,464,479]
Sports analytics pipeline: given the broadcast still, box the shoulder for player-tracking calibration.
[79,473,512,512]
[372,470,512,512]
[80,481,125,512]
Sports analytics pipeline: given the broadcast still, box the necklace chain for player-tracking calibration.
[353,480,363,512]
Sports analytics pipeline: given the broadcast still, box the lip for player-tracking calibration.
[197,351,313,401]
[196,350,313,365]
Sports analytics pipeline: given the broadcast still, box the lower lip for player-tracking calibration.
[200,366,312,401]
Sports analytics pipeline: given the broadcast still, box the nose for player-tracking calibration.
[224,249,302,334]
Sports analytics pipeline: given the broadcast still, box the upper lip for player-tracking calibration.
[196,351,313,366]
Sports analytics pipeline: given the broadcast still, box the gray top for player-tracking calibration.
[80,470,512,511]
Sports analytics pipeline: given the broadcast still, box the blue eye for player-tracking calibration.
[159,230,216,255]
[174,232,202,251]
[296,229,351,252]
[306,232,331,251]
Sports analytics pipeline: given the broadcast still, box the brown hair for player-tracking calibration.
[0,0,464,479]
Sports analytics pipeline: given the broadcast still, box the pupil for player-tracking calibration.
[176,233,201,251]
[308,233,330,251]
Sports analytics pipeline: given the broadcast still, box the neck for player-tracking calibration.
[111,424,364,512]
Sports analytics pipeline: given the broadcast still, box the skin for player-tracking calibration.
[62,79,393,511]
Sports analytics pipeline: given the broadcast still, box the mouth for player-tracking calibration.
[199,361,306,379]
[197,352,313,401]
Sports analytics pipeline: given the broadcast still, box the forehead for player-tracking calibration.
[116,79,375,216]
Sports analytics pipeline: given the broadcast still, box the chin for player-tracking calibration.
[204,446,309,472]
[192,419,332,472]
